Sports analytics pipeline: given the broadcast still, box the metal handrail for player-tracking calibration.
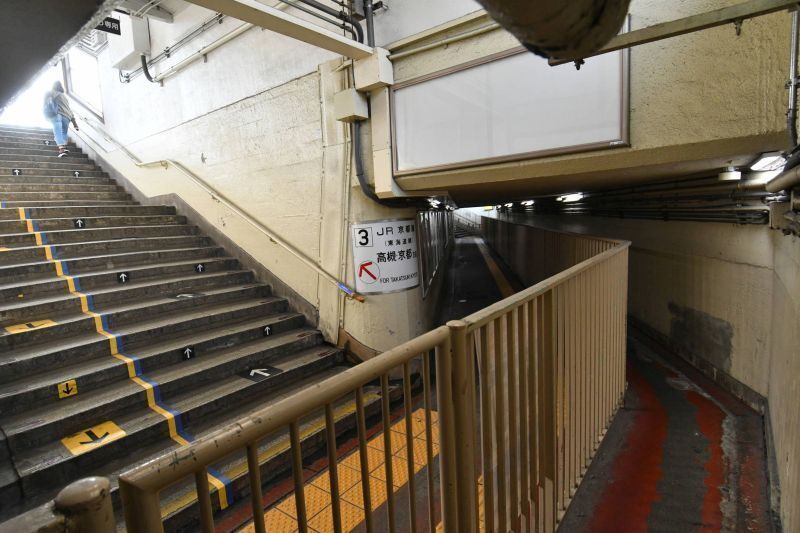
[463,241,630,331]
[13,225,630,533]
[118,325,452,532]
[71,112,363,301]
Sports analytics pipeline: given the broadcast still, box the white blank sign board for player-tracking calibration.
[393,50,627,174]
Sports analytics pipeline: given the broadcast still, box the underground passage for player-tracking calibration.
[0,0,798,531]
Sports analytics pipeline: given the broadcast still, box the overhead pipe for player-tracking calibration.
[788,10,799,148]
[364,0,375,47]
[473,0,631,61]
[766,164,800,192]
[274,0,362,42]
[291,0,364,42]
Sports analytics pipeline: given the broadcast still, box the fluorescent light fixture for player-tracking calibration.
[750,152,786,172]
[557,193,584,203]
[521,200,535,206]
[504,203,513,208]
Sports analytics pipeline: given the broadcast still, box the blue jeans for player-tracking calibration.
[51,115,70,146]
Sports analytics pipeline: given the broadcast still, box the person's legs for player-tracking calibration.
[52,115,69,156]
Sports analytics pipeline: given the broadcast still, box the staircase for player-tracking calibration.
[0,125,358,529]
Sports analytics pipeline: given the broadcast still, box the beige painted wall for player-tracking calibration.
[66,1,481,351]
[390,0,793,200]
[769,232,800,533]
[482,211,798,530]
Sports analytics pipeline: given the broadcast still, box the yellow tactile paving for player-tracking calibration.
[309,464,363,494]
[242,408,440,533]
[307,501,365,532]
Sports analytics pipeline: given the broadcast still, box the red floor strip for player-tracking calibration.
[588,361,668,532]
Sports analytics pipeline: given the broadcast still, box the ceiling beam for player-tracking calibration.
[186,0,373,59]
[117,0,174,23]
[550,0,799,66]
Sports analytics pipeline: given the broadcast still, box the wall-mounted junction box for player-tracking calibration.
[334,88,369,122]
[110,13,151,70]
[354,47,393,92]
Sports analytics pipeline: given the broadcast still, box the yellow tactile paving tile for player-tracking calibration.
[341,475,390,511]
[309,463,363,494]
[370,456,410,488]
[243,408,439,532]
[307,501,365,532]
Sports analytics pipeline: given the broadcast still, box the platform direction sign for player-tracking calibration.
[351,218,419,295]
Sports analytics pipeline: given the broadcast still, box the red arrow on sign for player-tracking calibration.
[358,261,378,282]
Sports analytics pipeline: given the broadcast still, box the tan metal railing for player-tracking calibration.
[119,325,455,533]
[460,240,629,531]
[5,231,629,533]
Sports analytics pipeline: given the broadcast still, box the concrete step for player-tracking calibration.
[0,204,173,221]
[0,126,52,136]
[0,270,258,332]
[0,192,127,203]
[11,346,343,502]
[0,168,106,178]
[0,160,101,172]
[0,149,89,160]
[1,365,364,523]
[0,140,79,151]
[0,130,63,142]
[0,183,122,194]
[0,246,224,285]
[0,200,134,209]
[0,176,112,187]
[0,214,184,234]
[0,234,211,265]
[3,327,324,451]
[0,222,198,247]
[0,256,236,302]
[0,286,279,382]
[0,312,307,416]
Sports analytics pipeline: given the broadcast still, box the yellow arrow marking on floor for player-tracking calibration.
[15,205,229,507]
[61,421,126,456]
[5,319,57,334]
[58,379,78,399]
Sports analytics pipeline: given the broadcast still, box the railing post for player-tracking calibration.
[53,477,115,533]
[447,320,479,533]
[119,477,165,533]
[436,331,459,532]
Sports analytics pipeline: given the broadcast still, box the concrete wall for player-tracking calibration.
[768,232,800,533]
[72,0,478,351]
[481,211,798,531]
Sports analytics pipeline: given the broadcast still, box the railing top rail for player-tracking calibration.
[462,240,631,331]
[119,325,450,494]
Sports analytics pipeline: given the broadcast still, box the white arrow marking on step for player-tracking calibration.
[75,219,84,228]
[118,273,128,283]
[249,369,271,378]
[264,326,272,336]
[73,171,80,177]
[183,347,193,358]
[12,170,20,176]
[195,264,205,273]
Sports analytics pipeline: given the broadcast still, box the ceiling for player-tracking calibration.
[0,0,115,111]
[395,132,787,207]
